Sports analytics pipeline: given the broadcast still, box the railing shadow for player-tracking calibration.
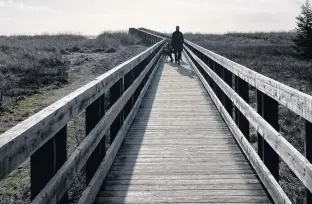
[100,58,165,203]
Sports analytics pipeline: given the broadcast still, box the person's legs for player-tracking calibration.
[178,51,182,63]
[180,50,183,61]
[174,51,178,63]
[169,53,173,62]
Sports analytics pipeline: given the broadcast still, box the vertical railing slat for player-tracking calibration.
[305,120,312,204]
[257,90,264,160]
[86,95,105,184]
[223,68,233,117]
[31,126,68,203]
[235,76,250,141]
[110,79,124,143]
[259,91,280,181]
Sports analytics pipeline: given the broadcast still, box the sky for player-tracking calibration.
[0,0,306,35]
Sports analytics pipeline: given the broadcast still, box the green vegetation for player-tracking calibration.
[185,31,311,203]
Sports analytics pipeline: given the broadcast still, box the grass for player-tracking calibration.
[2,30,308,203]
[0,31,146,204]
[185,31,311,204]
[0,31,143,109]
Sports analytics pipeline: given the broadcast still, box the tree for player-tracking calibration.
[293,0,312,58]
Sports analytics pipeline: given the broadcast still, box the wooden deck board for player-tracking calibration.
[95,56,271,203]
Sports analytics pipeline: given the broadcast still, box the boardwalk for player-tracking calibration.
[4,28,312,204]
[95,55,271,203]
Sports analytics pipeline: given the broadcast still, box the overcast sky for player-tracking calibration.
[0,0,306,35]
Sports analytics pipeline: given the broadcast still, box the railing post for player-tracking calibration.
[223,68,233,117]
[31,126,68,203]
[257,90,264,160]
[212,62,219,97]
[215,64,224,101]
[220,66,226,106]
[235,76,249,141]
[207,58,213,87]
[86,95,105,184]
[110,78,124,143]
[203,57,211,84]
[258,90,279,180]
[305,120,312,204]
[124,70,135,118]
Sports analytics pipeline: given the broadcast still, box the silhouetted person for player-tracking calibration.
[172,26,184,64]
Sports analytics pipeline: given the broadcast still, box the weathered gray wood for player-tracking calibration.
[257,90,264,160]
[223,68,233,116]
[86,96,104,184]
[30,126,68,203]
[185,39,312,124]
[99,189,268,197]
[104,179,262,185]
[260,92,280,181]
[101,184,264,191]
[77,48,163,204]
[0,38,165,181]
[30,40,164,204]
[185,46,291,204]
[95,195,270,204]
[235,76,250,141]
[106,169,256,175]
[114,156,247,162]
[110,78,123,143]
[129,28,163,43]
[306,120,312,204]
[95,53,271,204]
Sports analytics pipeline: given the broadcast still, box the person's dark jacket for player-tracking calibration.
[171,31,184,52]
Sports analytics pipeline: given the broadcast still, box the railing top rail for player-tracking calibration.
[139,28,312,124]
[183,44,291,204]
[0,34,165,181]
[185,40,312,123]
[140,28,312,204]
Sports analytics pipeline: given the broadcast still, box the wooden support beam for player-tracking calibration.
[31,126,68,203]
[235,76,249,141]
[257,90,264,160]
[223,68,233,117]
[184,48,291,204]
[86,95,105,184]
[257,90,279,181]
[186,40,312,124]
[110,79,124,143]
[0,39,164,182]
[305,120,312,204]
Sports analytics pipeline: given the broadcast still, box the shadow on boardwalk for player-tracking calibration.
[167,61,195,79]
[96,59,164,203]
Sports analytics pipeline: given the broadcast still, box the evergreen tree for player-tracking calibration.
[293,0,312,58]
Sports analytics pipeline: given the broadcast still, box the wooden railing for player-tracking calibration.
[140,28,312,204]
[0,28,165,204]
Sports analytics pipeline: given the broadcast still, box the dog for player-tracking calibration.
[162,42,173,62]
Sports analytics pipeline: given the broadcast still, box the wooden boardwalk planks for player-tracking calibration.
[95,56,272,203]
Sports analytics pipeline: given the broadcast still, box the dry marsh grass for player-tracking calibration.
[185,32,311,204]
[0,31,145,204]
[0,32,143,109]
